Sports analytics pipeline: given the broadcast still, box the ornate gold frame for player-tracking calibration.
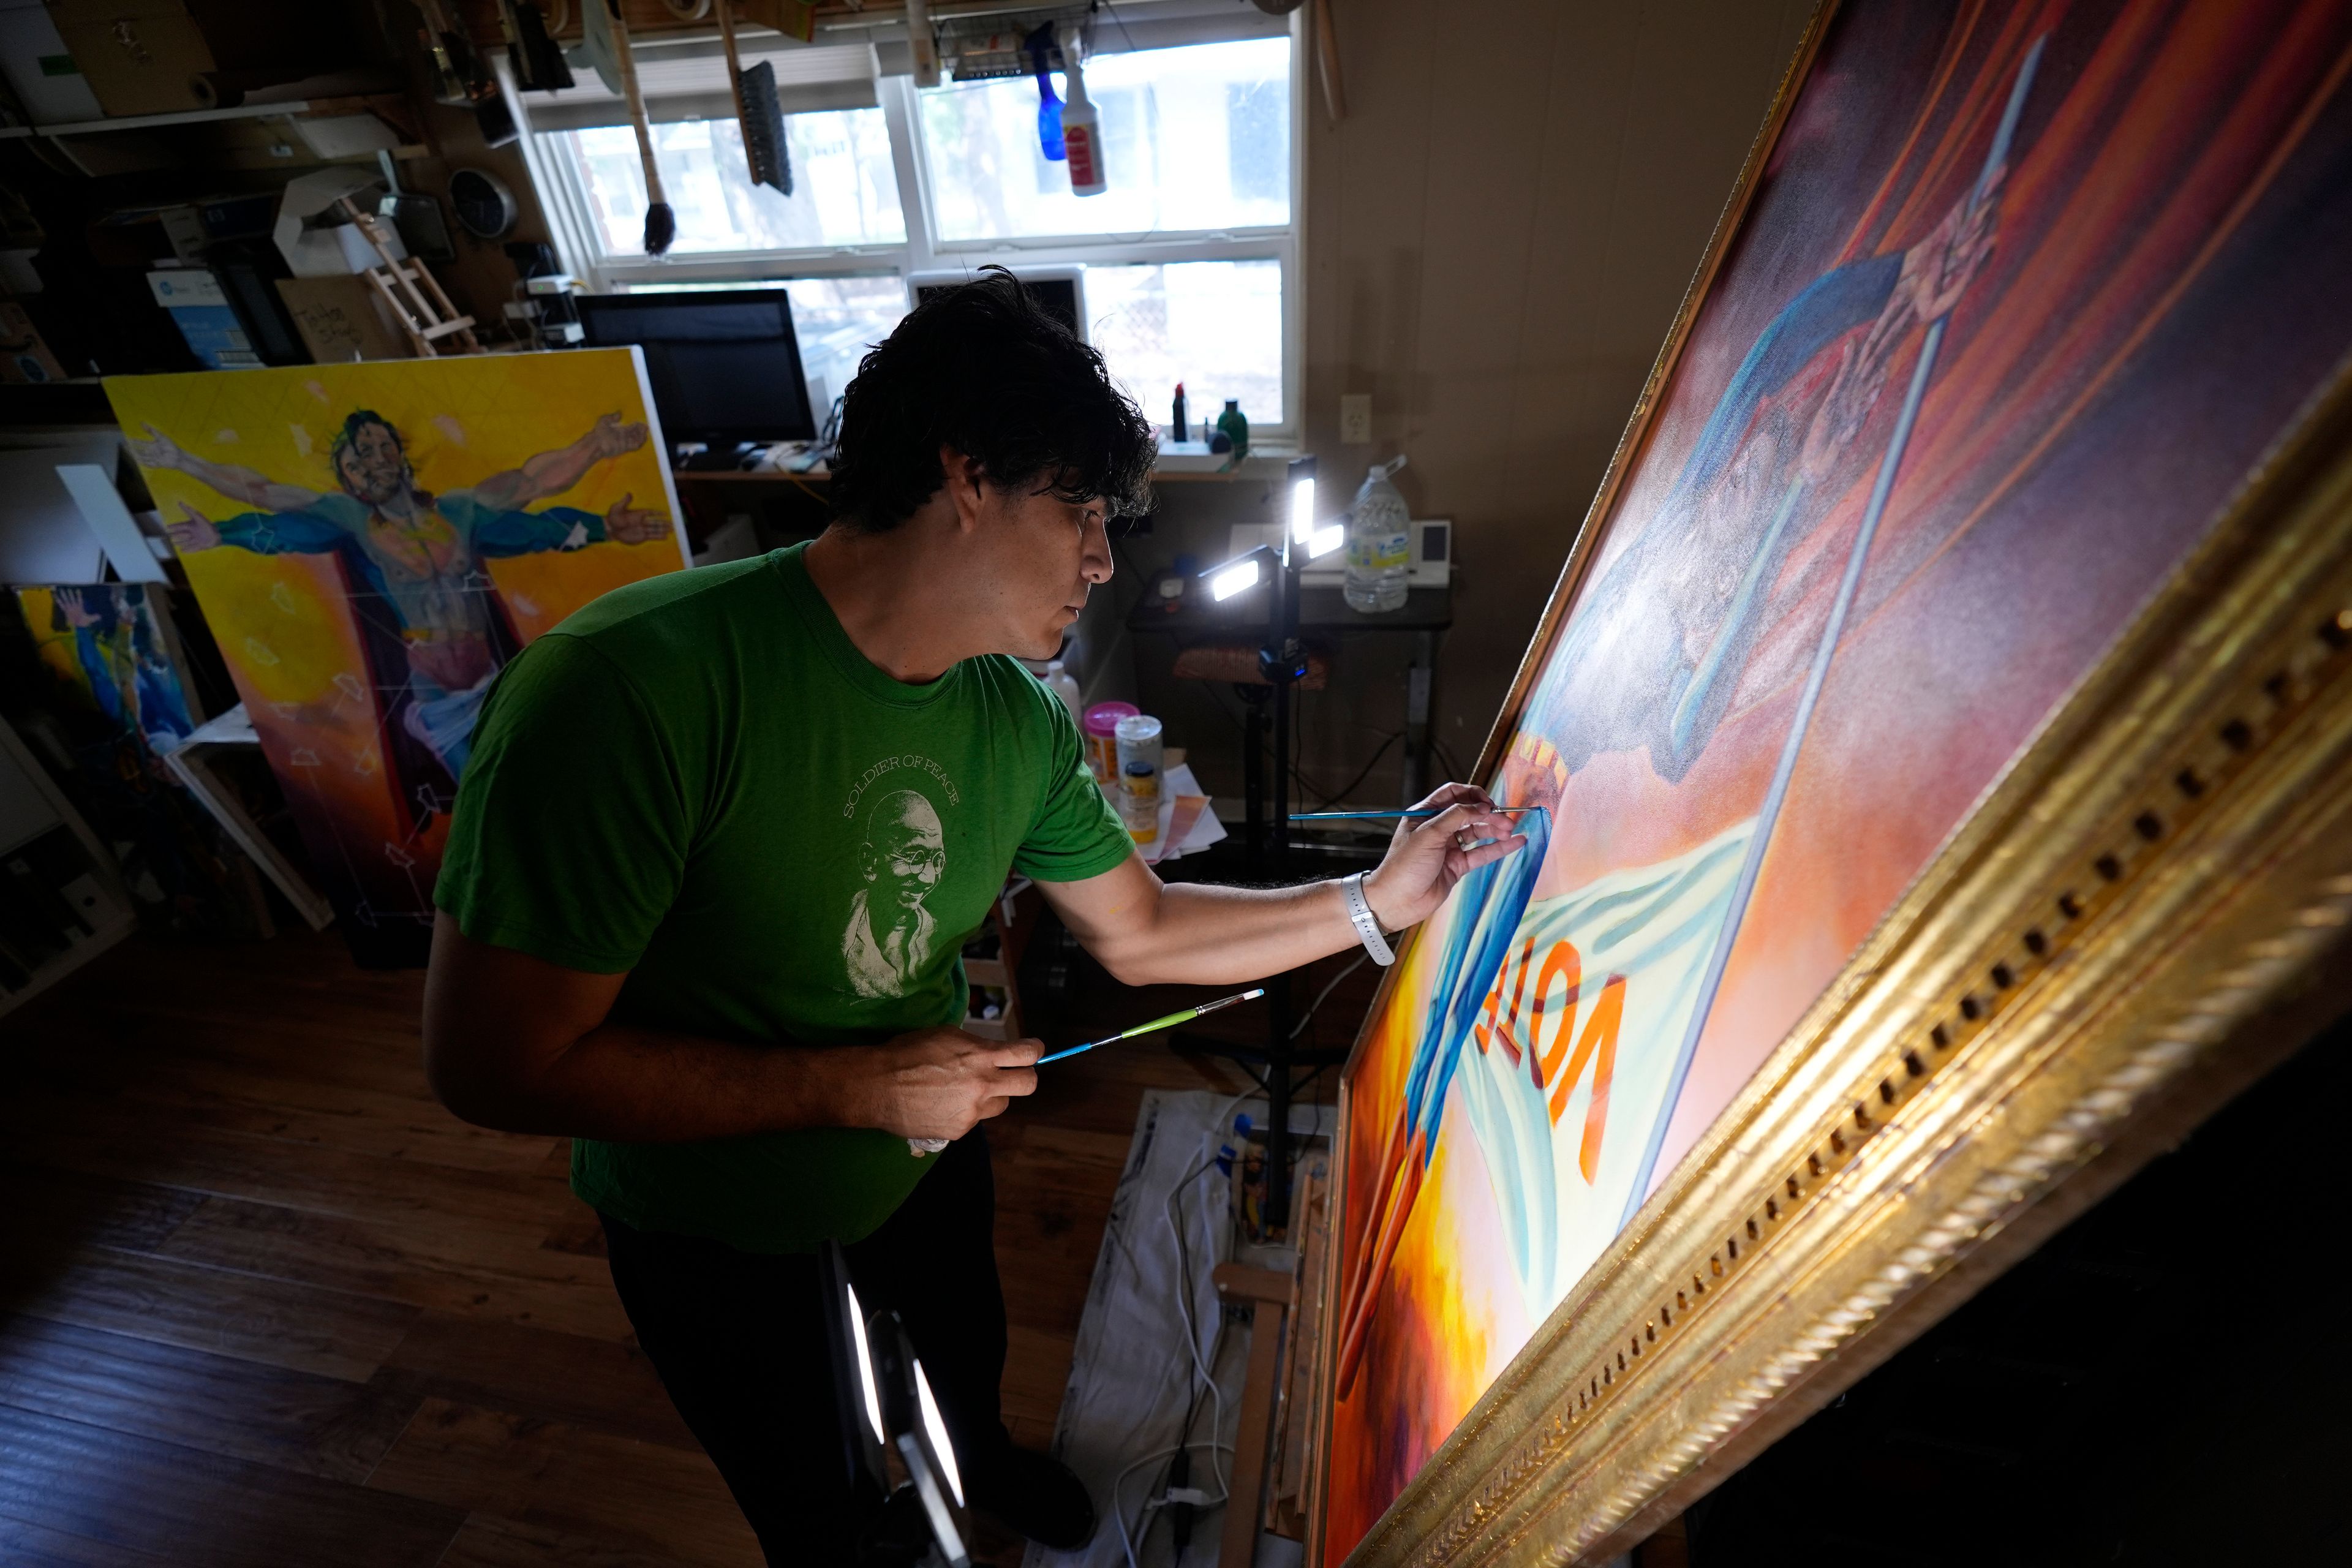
[1306,4,2352,1563]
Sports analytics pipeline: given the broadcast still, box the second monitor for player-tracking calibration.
[576,289,818,467]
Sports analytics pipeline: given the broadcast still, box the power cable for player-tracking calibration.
[1294,730,1404,810]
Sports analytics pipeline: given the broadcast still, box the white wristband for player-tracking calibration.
[1341,872,1396,968]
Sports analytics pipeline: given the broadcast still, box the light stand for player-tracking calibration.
[1192,459,1350,1231]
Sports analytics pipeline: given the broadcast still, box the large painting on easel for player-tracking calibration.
[1323,0,2352,1555]
[107,352,690,963]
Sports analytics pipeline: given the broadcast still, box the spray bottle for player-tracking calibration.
[1025,25,1064,162]
[1060,27,1106,197]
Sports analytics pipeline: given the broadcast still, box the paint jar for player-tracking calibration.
[1083,701,1139,787]
[1114,713,1164,843]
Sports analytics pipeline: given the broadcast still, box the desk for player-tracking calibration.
[1126,581,1453,635]
[669,448,1307,485]
[1128,582,1453,804]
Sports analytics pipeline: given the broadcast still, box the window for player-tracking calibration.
[557,109,905,256]
[1086,259,1284,432]
[918,38,1291,243]
[775,276,907,413]
[520,23,1301,437]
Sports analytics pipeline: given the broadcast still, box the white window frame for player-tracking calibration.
[501,15,1307,443]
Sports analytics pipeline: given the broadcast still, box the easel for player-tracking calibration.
[1212,1264,1292,1568]
[336,197,481,357]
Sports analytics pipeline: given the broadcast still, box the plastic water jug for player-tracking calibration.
[1345,455,1411,612]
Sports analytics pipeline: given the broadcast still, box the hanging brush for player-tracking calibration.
[598,0,675,254]
[716,0,791,195]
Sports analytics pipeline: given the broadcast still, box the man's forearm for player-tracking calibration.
[430,1015,866,1141]
[1097,878,1362,987]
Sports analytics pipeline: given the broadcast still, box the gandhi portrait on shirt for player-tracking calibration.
[842,788,946,998]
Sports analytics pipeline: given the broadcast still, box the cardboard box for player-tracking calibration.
[0,1,105,124]
[146,268,258,369]
[274,274,410,364]
[45,0,216,118]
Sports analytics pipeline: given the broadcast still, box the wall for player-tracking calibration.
[1124,0,1816,812]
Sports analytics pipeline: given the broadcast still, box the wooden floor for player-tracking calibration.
[0,925,1359,1567]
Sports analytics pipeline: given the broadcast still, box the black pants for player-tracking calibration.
[601,1131,1011,1566]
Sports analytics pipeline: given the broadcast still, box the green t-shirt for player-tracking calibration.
[434,543,1134,1252]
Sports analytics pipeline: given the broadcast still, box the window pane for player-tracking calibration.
[781,276,908,413]
[620,276,909,418]
[1087,259,1283,428]
[562,107,905,257]
[920,39,1291,242]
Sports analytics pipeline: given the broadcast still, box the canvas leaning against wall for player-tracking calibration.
[107,350,690,964]
[7,582,266,936]
[1321,0,2352,1559]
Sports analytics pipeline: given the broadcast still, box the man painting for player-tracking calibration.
[130,409,671,800]
[421,270,1529,1562]
[843,789,947,998]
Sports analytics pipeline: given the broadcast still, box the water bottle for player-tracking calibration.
[1345,455,1412,612]
[1042,658,1082,725]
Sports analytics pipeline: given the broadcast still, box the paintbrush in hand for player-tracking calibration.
[1036,987,1267,1065]
[908,989,1269,1154]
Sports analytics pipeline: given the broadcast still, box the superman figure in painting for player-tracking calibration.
[1327,1,2352,1558]
[132,410,670,821]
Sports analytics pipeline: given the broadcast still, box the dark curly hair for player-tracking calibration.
[826,266,1156,533]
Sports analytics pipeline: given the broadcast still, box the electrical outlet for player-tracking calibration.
[1340,393,1372,445]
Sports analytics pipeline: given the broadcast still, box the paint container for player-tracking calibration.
[1115,713,1164,843]
[1083,701,1138,787]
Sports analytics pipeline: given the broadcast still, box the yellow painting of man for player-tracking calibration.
[107,350,688,964]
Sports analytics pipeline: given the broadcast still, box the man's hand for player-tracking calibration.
[842,1028,1042,1142]
[1899,167,2003,325]
[425,916,1040,1144]
[1362,782,1531,932]
[586,412,649,460]
[603,492,669,545]
[1796,334,1893,486]
[55,587,98,628]
[129,421,188,473]
[166,500,221,553]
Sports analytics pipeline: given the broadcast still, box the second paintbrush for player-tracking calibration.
[1035,987,1267,1065]
[1290,805,1548,823]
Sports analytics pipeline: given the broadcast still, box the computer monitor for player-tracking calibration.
[576,289,818,454]
[910,267,1085,342]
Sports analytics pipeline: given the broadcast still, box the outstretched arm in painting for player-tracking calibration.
[129,423,326,513]
[469,412,649,510]
[165,500,347,556]
[53,589,129,729]
[1668,169,2008,765]
[462,498,671,558]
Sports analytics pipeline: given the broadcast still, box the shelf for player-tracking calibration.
[674,445,1304,486]
[7,101,313,140]
[0,913,136,1017]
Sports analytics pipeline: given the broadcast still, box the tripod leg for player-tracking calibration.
[1239,684,1268,870]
